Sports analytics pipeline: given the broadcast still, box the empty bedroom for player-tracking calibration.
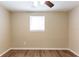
[0,0,79,58]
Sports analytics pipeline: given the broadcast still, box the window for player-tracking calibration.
[30,16,45,32]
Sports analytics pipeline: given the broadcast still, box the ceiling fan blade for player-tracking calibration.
[45,1,54,8]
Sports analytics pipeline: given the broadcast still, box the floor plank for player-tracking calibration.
[1,50,77,57]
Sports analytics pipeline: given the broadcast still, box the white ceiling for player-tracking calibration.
[0,1,79,12]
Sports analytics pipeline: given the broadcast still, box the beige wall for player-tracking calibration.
[69,7,79,55]
[0,3,79,55]
[11,12,68,48]
[0,6,11,54]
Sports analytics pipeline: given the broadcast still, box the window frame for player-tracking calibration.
[29,16,45,32]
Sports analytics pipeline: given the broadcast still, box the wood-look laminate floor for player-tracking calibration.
[1,50,77,57]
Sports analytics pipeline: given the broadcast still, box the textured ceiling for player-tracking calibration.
[0,1,79,12]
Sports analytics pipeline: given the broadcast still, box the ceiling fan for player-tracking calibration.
[45,1,54,8]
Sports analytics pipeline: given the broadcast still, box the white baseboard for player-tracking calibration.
[69,49,79,56]
[10,48,69,50]
[0,48,11,57]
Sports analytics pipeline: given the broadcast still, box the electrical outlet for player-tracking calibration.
[24,42,26,45]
